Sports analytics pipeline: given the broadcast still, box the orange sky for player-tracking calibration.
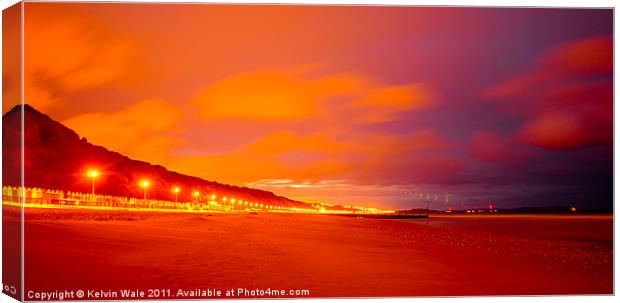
[4,3,613,210]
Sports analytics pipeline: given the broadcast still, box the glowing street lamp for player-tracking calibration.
[87,169,99,195]
[210,194,216,201]
[172,186,180,203]
[140,180,150,200]
[194,191,200,203]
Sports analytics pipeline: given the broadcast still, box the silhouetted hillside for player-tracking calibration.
[2,104,309,207]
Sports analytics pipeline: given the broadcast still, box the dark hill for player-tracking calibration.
[2,104,308,207]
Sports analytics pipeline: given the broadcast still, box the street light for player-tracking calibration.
[194,191,200,203]
[140,180,150,200]
[87,169,98,195]
[210,194,216,201]
[173,186,180,203]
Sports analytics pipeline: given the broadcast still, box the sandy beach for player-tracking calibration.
[11,207,613,298]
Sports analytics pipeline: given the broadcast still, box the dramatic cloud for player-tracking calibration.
[14,4,612,209]
[538,36,613,76]
[484,36,613,150]
[518,110,611,150]
[349,83,435,123]
[193,70,363,120]
[63,99,181,165]
[22,4,139,116]
[193,68,433,124]
[168,128,460,191]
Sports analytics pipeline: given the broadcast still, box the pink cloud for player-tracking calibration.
[518,110,611,150]
[537,36,612,76]
[483,36,613,150]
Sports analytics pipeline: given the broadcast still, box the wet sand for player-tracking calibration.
[12,208,613,298]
